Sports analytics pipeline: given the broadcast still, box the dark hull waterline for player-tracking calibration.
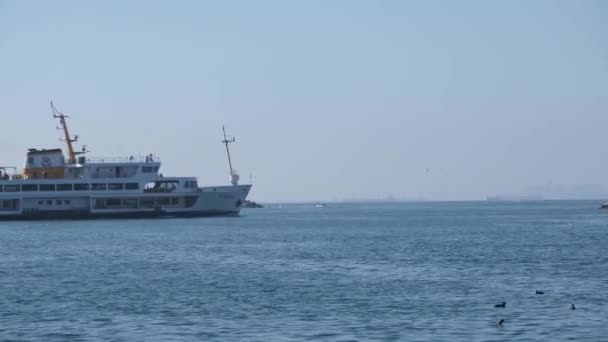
[0,210,241,221]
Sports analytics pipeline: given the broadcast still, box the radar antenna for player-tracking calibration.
[222,126,239,186]
[51,101,79,164]
[76,145,90,161]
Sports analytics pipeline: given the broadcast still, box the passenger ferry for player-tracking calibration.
[0,103,251,220]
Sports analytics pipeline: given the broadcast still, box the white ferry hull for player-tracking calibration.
[0,108,253,221]
[0,185,251,220]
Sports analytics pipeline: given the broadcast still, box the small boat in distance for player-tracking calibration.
[313,202,326,208]
[0,103,251,220]
[601,201,608,209]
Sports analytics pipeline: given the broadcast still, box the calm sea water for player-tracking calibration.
[1,201,607,341]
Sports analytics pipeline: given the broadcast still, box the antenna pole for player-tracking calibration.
[51,101,78,164]
[222,126,239,185]
[222,126,234,175]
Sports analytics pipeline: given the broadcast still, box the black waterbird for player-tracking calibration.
[494,302,506,308]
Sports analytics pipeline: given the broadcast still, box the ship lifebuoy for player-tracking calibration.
[41,157,52,168]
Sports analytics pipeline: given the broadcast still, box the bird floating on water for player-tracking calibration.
[498,319,505,326]
[536,290,544,295]
[571,304,576,310]
[494,301,506,308]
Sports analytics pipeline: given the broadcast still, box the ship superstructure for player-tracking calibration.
[0,103,251,219]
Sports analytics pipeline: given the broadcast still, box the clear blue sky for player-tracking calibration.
[1,1,607,202]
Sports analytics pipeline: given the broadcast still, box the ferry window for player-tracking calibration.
[22,184,38,191]
[171,198,179,205]
[0,186,3,192]
[1,199,17,209]
[153,166,160,172]
[140,198,155,208]
[65,200,71,205]
[184,181,190,188]
[125,183,139,190]
[74,184,90,191]
[95,199,106,208]
[185,197,197,207]
[123,199,138,208]
[39,184,56,191]
[107,199,121,206]
[57,184,73,191]
[4,185,20,192]
[108,183,124,190]
[142,166,154,173]
[192,181,198,188]
[92,183,107,191]
[27,157,34,165]
[158,198,170,205]
[46,200,52,205]
[56,200,62,205]
[38,200,44,205]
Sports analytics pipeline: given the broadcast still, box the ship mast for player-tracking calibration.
[51,102,78,164]
[222,126,239,186]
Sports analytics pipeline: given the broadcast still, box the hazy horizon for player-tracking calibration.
[1,1,607,202]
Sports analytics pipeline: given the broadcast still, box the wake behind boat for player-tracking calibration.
[0,103,251,220]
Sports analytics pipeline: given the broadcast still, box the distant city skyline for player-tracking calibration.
[1,1,607,202]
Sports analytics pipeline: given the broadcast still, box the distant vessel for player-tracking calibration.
[0,103,251,220]
[313,202,326,208]
[601,201,608,209]
[486,194,543,202]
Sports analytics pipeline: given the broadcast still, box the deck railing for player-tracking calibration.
[82,155,161,164]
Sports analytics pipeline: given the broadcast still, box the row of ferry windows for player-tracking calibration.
[37,199,71,206]
[0,183,140,192]
[142,166,160,173]
[184,180,198,188]
[0,199,18,210]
